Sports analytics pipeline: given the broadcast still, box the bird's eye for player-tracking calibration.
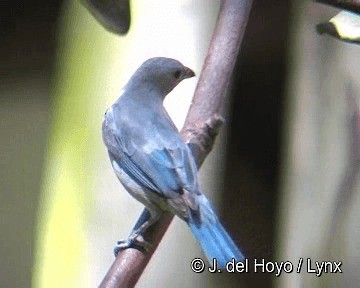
[173,70,181,79]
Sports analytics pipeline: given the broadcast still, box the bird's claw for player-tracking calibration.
[113,234,152,257]
[113,239,131,256]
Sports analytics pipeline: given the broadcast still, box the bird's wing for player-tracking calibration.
[102,105,198,198]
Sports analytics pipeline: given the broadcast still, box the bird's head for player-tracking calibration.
[130,57,195,97]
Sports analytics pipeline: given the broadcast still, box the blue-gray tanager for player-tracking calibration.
[102,57,244,268]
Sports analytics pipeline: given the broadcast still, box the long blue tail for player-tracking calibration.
[188,195,244,268]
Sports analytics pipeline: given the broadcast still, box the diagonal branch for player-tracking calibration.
[99,1,254,287]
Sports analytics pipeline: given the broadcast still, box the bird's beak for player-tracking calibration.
[183,66,195,79]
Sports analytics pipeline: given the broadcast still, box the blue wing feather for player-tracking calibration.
[102,103,198,198]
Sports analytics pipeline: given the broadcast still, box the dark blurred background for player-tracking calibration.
[223,1,290,285]
[0,1,61,287]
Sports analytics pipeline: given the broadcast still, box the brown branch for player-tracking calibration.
[99,0,254,287]
[315,0,360,14]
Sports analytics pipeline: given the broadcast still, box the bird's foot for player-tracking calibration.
[114,234,152,256]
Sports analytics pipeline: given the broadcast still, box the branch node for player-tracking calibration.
[183,114,225,166]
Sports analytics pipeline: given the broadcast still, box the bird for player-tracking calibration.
[102,57,244,268]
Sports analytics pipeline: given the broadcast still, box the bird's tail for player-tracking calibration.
[188,194,244,268]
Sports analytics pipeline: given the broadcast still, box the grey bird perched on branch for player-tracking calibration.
[102,57,244,268]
